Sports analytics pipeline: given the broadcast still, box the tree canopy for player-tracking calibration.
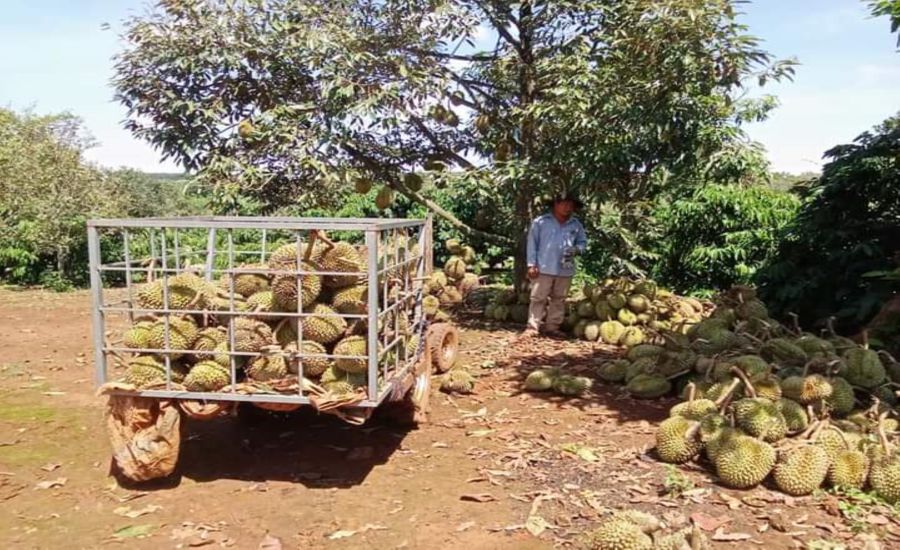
[114,0,794,286]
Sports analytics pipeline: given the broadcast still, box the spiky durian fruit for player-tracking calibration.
[781,374,833,404]
[444,256,467,280]
[869,452,900,503]
[825,377,855,417]
[332,335,368,373]
[773,445,829,495]
[268,241,327,267]
[626,374,671,399]
[583,518,652,550]
[732,398,787,442]
[654,527,711,550]
[829,448,869,489]
[301,303,347,344]
[597,359,630,383]
[123,356,165,388]
[183,361,231,391]
[193,326,227,357]
[320,365,366,395]
[687,318,730,341]
[245,348,288,382]
[246,290,276,318]
[284,340,331,377]
[525,368,558,391]
[422,295,441,316]
[332,285,367,314]
[147,316,199,359]
[794,335,835,358]
[232,317,273,353]
[271,264,323,311]
[776,398,809,432]
[226,264,270,297]
[735,298,768,321]
[553,374,592,396]
[625,357,657,382]
[136,273,213,311]
[611,510,661,534]
[841,348,886,389]
[123,320,154,350]
[714,434,776,489]
[669,399,716,421]
[320,242,364,288]
[761,338,808,366]
[698,414,729,443]
[440,368,476,394]
[655,416,702,464]
[753,375,783,401]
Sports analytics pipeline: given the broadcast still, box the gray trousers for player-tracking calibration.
[527,274,572,331]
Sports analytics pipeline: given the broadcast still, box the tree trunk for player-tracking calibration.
[513,1,536,292]
[513,192,533,292]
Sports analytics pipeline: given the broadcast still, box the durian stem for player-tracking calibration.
[877,411,892,455]
[729,367,757,399]
[690,521,703,550]
[684,421,702,442]
[861,329,869,351]
[686,382,697,403]
[832,427,852,451]
[800,419,822,440]
[809,420,828,441]
[666,369,691,381]
[866,397,882,419]
[801,360,813,378]
[827,359,843,377]
[826,316,838,338]
[788,312,802,336]
[878,350,898,366]
[715,378,743,409]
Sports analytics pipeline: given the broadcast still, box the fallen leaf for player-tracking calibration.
[525,515,550,537]
[719,493,742,509]
[456,521,476,532]
[113,524,157,539]
[466,429,494,438]
[34,477,67,490]
[432,442,449,448]
[711,528,752,542]
[258,533,282,549]
[559,443,601,463]
[460,493,496,503]
[691,512,732,532]
[866,514,889,526]
[360,523,388,533]
[40,463,61,472]
[327,530,356,540]
[113,504,162,518]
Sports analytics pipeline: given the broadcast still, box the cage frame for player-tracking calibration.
[87,215,434,409]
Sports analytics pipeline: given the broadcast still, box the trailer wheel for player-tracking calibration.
[427,322,459,373]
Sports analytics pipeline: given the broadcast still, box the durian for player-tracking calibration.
[772,445,829,495]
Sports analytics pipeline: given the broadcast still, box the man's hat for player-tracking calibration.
[550,191,584,210]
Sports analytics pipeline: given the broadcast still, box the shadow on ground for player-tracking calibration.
[118,405,415,490]
[456,311,674,425]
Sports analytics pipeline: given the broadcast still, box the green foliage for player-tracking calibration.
[653,183,800,293]
[113,0,794,287]
[757,114,900,330]
[0,108,201,288]
[868,0,900,46]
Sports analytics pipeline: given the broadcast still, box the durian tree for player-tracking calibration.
[113,0,794,289]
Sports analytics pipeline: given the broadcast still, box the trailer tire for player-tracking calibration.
[427,323,459,373]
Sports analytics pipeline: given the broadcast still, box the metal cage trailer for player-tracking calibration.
[88,216,459,481]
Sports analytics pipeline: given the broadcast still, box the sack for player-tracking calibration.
[103,389,181,482]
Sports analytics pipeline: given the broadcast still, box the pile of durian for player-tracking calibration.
[421,238,481,318]
[641,286,900,501]
[482,277,708,347]
[583,509,709,550]
[117,236,423,397]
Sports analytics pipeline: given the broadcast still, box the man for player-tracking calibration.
[522,192,587,338]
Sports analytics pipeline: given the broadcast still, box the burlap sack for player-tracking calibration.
[105,393,180,482]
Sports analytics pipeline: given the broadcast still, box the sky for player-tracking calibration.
[0,0,897,174]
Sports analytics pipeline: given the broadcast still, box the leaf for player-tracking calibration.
[34,477,67,490]
[40,463,61,472]
[525,515,550,537]
[327,530,356,540]
[460,493,496,503]
[559,443,601,463]
[113,524,157,539]
[113,504,162,518]
[456,521,476,532]
[258,533,283,549]
[711,528,751,541]
[691,512,732,532]
[466,429,494,438]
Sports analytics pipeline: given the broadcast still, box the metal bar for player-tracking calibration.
[366,229,378,402]
[295,231,304,398]
[100,389,389,408]
[87,226,107,386]
[103,346,364,360]
[99,305,367,319]
[88,216,425,229]
[227,230,237,387]
[261,229,267,262]
[204,228,217,281]
[123,230,134,323]
[98,265,372,277]
[174,228,181,268]
[424,213,434,274]
[160,231,172,389]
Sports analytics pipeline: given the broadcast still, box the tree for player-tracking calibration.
[868,0,900,46]
[756,115,900,330]
[114,0,794,288]
[0,108,130,282]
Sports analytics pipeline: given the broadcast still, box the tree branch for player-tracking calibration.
[403,47,497,62]
[342,144,512,247]
[474,0,523,55]
[407,115,476,170]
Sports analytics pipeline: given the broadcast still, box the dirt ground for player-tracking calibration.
[1,289,897,549]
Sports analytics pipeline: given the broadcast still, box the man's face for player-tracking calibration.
[553,199,576,219]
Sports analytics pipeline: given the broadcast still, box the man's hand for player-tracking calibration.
[527,266,540,280]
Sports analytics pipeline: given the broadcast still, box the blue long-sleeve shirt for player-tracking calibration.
[526,213,587,277]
